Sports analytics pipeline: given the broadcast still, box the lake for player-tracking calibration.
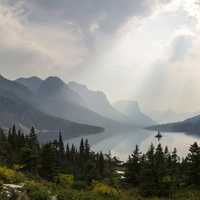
[65,129,200,161]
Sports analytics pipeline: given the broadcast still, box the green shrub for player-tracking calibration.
[25,181,50,200]
[57,190,75,200]
[92,181,119,199]
[172,189,200,200]
[56,174,74,187]
[28,190,50,200]
[0,166,25,183]
[57,189,119,200]
[72,181,87,190]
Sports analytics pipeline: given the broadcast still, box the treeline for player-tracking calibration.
[0,126,119,184]
[1,126,200,198]
[124,143,200,197]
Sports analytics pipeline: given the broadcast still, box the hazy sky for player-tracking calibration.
[0,0,200,113]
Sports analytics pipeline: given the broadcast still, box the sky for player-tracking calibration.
[0,0,200,114]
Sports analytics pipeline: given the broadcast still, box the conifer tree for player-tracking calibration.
[187,142,200,185]
[58,131,65,167]
[79,138,84,155]
[98,152,105,178]
[29,126,39,151]
[20,127,39,175]
[0,129,8,164]
[85,139,90,157]
[40,143,58,181]
[125,145,141,185]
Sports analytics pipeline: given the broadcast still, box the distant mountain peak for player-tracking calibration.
[26,76,42,81]
[15,76,43,93]
[45,76,62,81]
[68,81,88,90]
[44,76,66,88]
[114,100,141,113]
[148,113,200,134]
[68,81,107,99]
[113,100,155,126]
[0,74,6,80]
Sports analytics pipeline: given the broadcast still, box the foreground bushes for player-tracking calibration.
[92,181,119,198]
[55,174,74,188]
[25,181,51,200]
[0,166,25,184]
[0,168,200,200]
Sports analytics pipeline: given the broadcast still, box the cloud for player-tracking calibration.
[138,32,197,113]
[4,0,173,50]
[170,34,194,61]
[2,0,200,115]
[0,1,88,78]
[0,0,173,79]
[24,0,168,33]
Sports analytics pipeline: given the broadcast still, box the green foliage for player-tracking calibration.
[0,166,25,183]
[92,181,119,199]
[57,189,119,200]
[25,181,50,200]
[72,180,87,190]
[124,143,181,197]
[0,126,118,184]
[125,145,141,185]
[186,142,200,185]
[56,174,74,187]
[39,143,58,181]
[57,190,75,200]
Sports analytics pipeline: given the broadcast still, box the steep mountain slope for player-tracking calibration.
[15,76,43,93]
[16,76,148,128]
[37,77,84,106]
[113,100,155,126]
[148,114,200,134]
[0,75,33,102]
[0,91,103,140]
[0,75,104,140]
[68,82,129,122]
[36,77,121,128]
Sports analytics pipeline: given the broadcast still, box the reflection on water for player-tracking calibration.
[65,129,200,161]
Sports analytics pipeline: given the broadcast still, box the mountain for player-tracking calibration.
[113,100,155,126]
[16,76,150,128]
[37,77,84,106]
[0,94,103,136]
[147,109,197,123]
[0,74,33,102]
[68,82,130,123]
[35,77,122,128]
[0,75,104,141]
[15,76,43,93]
[148,114,200,134]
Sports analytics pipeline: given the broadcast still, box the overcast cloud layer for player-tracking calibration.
[0,0,200,114]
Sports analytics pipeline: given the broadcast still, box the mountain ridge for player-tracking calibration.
[15,76,155,128]
[113,100,155,126]
[148,114,200,134]
[68,81,130,123]
[16,76,43,93]
[0,75,104,141]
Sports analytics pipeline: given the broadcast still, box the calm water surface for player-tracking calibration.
[65,129,200,161]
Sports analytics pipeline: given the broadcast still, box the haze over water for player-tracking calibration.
[65,130,200,161]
